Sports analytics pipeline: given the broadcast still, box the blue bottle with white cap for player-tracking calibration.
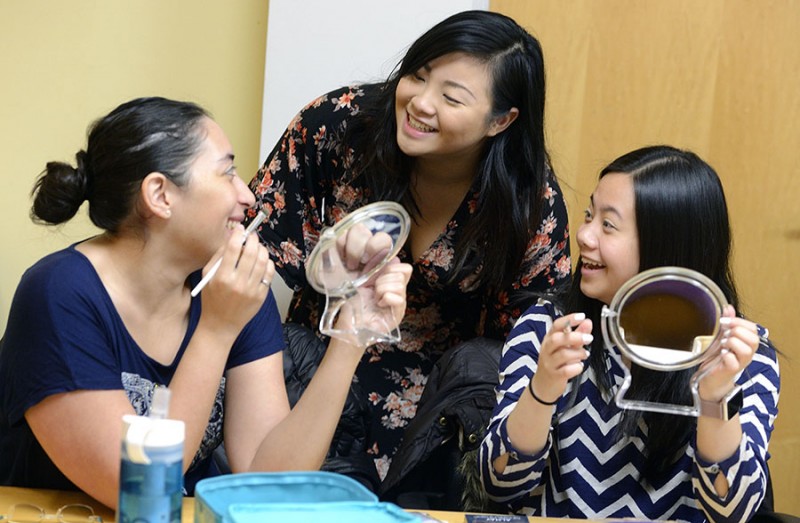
[117,387,185,523]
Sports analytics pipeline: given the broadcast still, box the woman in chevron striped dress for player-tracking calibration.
[479,145,779,523]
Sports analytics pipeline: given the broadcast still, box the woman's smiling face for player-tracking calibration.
[171,117,255,263]
[576,172,640,305]
[394,52,511,164]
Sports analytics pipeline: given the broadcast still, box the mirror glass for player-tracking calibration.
[305,201,410,347]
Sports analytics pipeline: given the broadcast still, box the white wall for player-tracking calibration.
[260,0,488,316]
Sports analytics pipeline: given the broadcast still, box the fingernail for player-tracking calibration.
[573,313,586,322]
[582,333,594,345]
[720,317,732,326]
[584,349,591,358]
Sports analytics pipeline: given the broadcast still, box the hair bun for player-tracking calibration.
[30,150,92,224]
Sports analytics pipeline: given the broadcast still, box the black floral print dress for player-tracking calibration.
[248,84,571,480]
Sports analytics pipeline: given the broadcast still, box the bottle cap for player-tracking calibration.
[121,415,185,464]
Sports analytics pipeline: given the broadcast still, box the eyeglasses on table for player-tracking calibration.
[0,504,102,523]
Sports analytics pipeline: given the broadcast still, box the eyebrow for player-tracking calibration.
[219,153,235,164]
[589,195,624,219]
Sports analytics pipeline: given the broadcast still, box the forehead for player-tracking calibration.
[426,53,493,94]
[193,117,232,160]
[593,172,635,212]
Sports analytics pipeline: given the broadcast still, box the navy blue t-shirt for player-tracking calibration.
[0,244,284,494]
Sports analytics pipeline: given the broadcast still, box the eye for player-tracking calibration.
[412,73,425,82]
[225,165,238,178]
[583,209,593,222]
[602,219,617,231]
[443,94,463,105]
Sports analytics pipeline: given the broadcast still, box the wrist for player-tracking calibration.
[528,379,560,406]
[194,317,241,349]
[699,385,743,420]
[325,338,366,367]
[698,381,738,403]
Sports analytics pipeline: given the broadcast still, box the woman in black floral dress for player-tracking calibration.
[247,10,571,482]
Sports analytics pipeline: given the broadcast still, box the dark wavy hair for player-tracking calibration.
[30,97,209,233]
[345,10,550,293]
[566,145,739,480]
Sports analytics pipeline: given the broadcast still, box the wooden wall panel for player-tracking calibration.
[493,0,799,514]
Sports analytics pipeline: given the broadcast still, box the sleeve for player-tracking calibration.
[690,326,780,523]
[227,289,286,369]
[1,255,122,425]
[479,300,561,508]
[247,86,365,291]
[485,171,572,338]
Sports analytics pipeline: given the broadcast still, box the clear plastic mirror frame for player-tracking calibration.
[305,201,410,348]
[600,267,728,417]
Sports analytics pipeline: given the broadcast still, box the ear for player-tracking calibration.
[139,172,174,219]
[487,107,519,137]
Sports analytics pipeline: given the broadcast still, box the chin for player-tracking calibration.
[580,283,606,304]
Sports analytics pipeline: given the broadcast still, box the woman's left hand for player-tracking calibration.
[365,258,413,329]
[698,304,760,402]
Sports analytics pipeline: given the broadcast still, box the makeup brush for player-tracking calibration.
[190,211,267,297]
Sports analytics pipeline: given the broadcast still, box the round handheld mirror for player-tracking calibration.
[602,266,727,371]
[601,267,729,417]
[305,201,410,347]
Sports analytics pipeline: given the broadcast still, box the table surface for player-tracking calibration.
[0,486,558,523]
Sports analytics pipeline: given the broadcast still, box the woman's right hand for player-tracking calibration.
[529,313,593,403]
[200,224,275,337]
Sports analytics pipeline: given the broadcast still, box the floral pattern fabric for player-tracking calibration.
[248,84,571,479]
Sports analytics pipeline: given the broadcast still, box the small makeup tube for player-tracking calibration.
[190,211,267,297]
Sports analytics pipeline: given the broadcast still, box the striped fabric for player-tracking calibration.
[479,300,779,523]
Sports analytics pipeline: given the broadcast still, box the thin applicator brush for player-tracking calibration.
[190,211,267,297]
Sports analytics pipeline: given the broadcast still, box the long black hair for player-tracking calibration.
[345,10,550,293]
[30,97,210,233]
[567,145,739,480]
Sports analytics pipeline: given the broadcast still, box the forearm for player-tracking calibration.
[696,415,743,464]
[248,338,363,471]
[503,384,556,460]
[696,416,744,497]
[167,321,237,469]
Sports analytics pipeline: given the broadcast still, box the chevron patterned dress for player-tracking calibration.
[480,300,780,523]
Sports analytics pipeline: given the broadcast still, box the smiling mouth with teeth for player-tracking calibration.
[408,114,437,133]
[582,259,606,270]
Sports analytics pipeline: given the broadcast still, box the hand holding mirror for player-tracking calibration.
[601,267,742,418]
[305,202,410,348]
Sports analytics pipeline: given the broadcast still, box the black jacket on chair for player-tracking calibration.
[379,337,503,512]
[282,324,503,510]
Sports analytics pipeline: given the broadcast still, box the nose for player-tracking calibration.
[235,176,256,207]
[576,221,597,250]
[410,87,435,115]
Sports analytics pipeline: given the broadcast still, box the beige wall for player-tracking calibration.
[492,0,800,514]
[0,1,268,332]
